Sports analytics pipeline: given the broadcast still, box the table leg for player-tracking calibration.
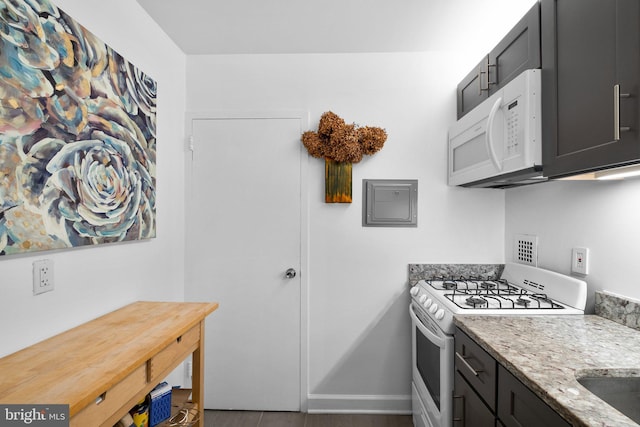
[192,321,205,427]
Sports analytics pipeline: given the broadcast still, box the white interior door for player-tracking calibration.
[186,114,305,411]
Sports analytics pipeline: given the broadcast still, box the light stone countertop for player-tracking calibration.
[454,314,640,427]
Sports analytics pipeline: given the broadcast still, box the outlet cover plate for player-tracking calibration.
[33,259,54,295]
[571,247,589,275]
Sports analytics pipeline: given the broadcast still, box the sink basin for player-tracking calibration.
[577,376,640,423]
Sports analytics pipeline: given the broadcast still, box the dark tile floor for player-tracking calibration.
[203,410,414,427]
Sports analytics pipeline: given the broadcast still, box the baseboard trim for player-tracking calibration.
[307,394,412,414]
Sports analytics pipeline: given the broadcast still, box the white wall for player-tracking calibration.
[506,179,640,313]
[0,0,537,412]
[185,52,505,410]
[184,0,536,409]
[0,0,187,362]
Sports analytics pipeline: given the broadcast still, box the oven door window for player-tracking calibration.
[416,326,441,410]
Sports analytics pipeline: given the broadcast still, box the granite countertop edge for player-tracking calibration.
[454,314,640,427]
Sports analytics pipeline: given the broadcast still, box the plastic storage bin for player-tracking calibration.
[149,382,172,427]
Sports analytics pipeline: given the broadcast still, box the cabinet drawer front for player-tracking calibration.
[149,324,200,382]
[70,364,147,427]
[455,328,497,411]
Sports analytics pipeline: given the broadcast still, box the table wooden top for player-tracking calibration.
[0,301,218,415]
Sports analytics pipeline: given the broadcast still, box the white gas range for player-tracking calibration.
[411,262,588,334]
[409,263,587,427]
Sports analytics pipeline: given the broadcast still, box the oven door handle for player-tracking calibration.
[409,304,446,348]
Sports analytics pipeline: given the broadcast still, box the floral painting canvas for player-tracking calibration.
[0,0,157,256]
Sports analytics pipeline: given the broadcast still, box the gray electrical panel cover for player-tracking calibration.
[362,179,417,227]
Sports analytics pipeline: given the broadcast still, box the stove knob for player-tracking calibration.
[435,309,445,320]
[422,298,433,309]
[418,295,427,304]
[410,286,420,296]
[428,304,438,314]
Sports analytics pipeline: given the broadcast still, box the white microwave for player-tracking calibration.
[448,69,544,188]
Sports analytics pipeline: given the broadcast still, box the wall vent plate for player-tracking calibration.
[514,234,538,266]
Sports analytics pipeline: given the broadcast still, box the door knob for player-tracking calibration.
[285,268,296,279]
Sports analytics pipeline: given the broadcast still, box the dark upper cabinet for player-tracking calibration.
[457,3,541,119]
[488,3,541,93]
[456,56,490,119]
[541,0,640,178]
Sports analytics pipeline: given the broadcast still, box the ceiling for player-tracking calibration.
[135,0,537,55]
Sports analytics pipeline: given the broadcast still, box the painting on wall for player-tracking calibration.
[0,0,157,256]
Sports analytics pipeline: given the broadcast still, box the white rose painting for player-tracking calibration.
[0,0,156,255]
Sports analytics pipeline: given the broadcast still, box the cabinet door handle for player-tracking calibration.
[453,394,465,425]
[478,59,496,95]
[614,84,632,140]
[487,63,497,87]
[456,351,483,376]
[478,66,488,95]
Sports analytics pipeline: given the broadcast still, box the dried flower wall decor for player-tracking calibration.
[301,112,387,203]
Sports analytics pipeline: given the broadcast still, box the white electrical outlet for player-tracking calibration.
[33,259,54,295]
[514,234,538,266]
[571,247,589,275]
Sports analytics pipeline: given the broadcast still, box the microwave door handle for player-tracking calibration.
[486,97,503,171]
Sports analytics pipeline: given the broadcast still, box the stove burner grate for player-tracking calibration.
[530,294,562,308]
[442,281,458,290]
[480,281,497,290]
[442,289,567,310]
[465,296,487,308]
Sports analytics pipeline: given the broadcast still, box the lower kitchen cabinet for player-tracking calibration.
[453,371,496,427]
[454,325,497,411]
[454,328,570,427]
[497,365,570,427]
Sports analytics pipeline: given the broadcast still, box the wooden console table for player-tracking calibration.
[0,301,218,427]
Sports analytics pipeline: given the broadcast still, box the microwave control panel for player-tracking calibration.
[506,98,521,157]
